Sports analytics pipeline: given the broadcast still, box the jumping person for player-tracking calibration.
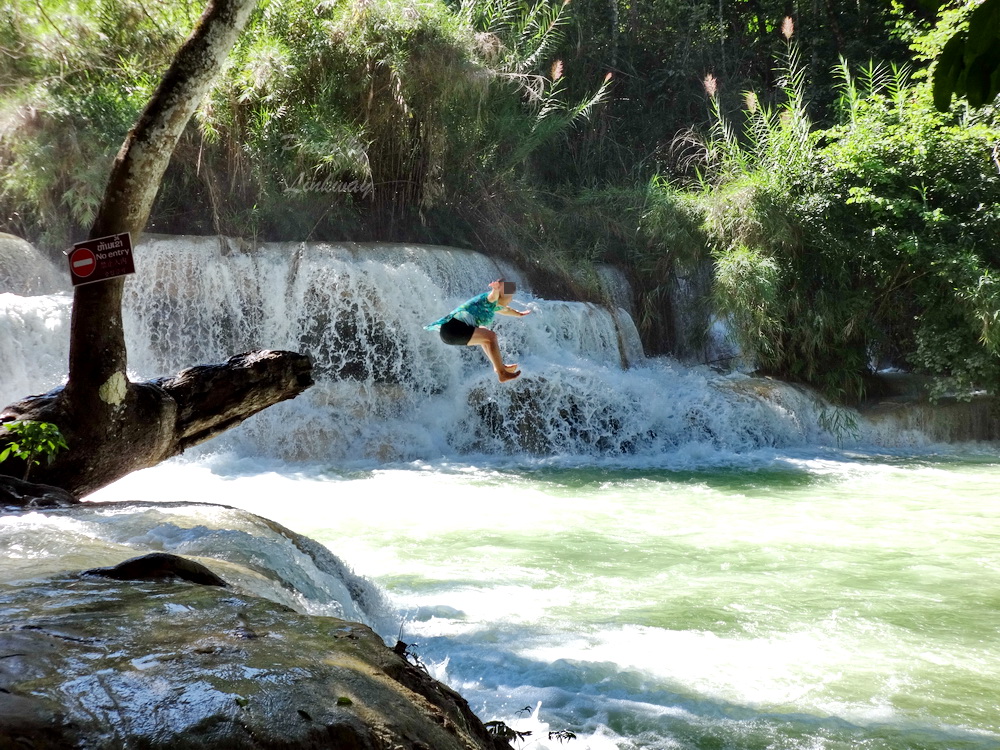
[425,279,532,382]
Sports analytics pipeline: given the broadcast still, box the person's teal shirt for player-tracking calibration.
[425,292,502,330]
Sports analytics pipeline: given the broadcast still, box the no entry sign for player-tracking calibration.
[67,232,135,286]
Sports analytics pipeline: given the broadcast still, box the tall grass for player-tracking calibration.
[1,0,611,274]
[0,0,187,250]
[675,20,844,389]
[658,13,1000,402]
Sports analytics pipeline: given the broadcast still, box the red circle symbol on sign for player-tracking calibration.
[70,247,97,278]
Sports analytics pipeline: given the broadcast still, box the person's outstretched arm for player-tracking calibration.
[497,306,531,317]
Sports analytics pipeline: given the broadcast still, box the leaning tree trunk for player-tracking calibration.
[0,0,314,498]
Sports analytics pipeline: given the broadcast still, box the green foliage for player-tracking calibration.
[712,241,786,360]
[0,0,923,278]
[182,0,614,245]
[0,0,189,247]
[0,420,68,481]
[0,0,610,261]
[931,0,1000,110]
[814,67,1000,399]
[625,177,710,354]
[670,16,1000,402]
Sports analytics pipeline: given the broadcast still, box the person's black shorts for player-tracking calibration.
[440,317,475,346]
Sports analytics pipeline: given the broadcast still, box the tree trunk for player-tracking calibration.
[69,0,259,400]
[0,0,317,498]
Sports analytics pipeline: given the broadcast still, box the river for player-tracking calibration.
[2,236,999,749]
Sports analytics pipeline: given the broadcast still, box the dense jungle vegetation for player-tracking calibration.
[1,0,998,402]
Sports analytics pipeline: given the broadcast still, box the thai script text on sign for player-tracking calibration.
[67,232,135,286]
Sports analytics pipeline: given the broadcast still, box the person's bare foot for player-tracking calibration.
[502,363,519,374]
[497,368,521,383]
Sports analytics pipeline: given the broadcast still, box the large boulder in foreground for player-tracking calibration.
[0,573,508,750]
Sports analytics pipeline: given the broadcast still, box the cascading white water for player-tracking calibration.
[1,234,936,463]
[2,233,924,462]
[0,500,396,632]
[112,236,642,461]
[0,290,70,401]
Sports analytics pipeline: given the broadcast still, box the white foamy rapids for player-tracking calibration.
[0,291,71,404]
[0,501,397,637]
[0,232,63,295]
[0,235,922,463]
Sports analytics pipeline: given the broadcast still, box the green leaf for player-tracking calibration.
[966,0,1000,60]
[0,421,68,470]
[933,34,965,111]
[965,38,1000,107]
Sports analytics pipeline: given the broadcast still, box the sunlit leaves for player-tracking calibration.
[679,16,1000,402]
[0,420,68,481]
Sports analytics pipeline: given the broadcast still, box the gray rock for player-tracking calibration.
[0,475,78,509]
[84,552,230,587]
[0,576,509,750]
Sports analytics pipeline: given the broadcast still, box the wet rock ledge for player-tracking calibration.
[0,551,509,750]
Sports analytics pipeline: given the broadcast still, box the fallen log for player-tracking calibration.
[0,350,312,497]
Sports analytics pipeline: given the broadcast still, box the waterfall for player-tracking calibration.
[0,234,952,463]
[0,232,63,296]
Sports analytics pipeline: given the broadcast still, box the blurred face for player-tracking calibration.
[490,279,515,295]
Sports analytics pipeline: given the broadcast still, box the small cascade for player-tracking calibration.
[863,394,1000,444]
[0,233,63,295]
[0,234,69,402]
[0,291,71,403]
[0,233,977,463]
[0,501,397,636]
[668,256,740,368]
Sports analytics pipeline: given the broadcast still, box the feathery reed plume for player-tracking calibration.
[781,16,794,40]
[551,59,564,81]
[704,73,718,98]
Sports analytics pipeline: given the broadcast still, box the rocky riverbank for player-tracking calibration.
[0,484,509,750]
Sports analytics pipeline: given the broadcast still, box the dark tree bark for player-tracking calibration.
[0,0,315,498]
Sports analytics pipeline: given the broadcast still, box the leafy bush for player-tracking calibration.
[812,65,1000,399]
[0,0,609,267]
[0,420,68,480]
[671,17,1000,402]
